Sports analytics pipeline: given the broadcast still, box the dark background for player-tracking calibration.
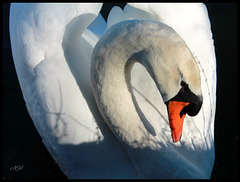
[2,3,238,179]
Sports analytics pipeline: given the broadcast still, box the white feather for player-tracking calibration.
[9,3,216,179]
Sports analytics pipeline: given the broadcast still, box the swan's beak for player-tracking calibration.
[167,101,190,142]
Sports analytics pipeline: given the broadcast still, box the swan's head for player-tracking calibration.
[146,31,203,142]
[165,80,203,142]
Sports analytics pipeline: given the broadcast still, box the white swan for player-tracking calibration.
[9,3,216,179]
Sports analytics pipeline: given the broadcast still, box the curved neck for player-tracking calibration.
[91,20,183,148]
[91,20,205,178]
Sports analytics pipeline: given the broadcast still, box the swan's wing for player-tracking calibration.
[10,3,136,178]
[10,2,103,144]
[107,3,216,177]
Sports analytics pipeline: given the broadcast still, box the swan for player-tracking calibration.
[9,3,216,179]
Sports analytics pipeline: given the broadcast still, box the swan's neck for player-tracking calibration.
[91,20,185,148]
[91,20,204,178]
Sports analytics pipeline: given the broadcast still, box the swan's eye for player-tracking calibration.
[180,81,188,91]
[180,81,187,87]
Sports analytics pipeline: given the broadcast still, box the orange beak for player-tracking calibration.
[167,101,190,142]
